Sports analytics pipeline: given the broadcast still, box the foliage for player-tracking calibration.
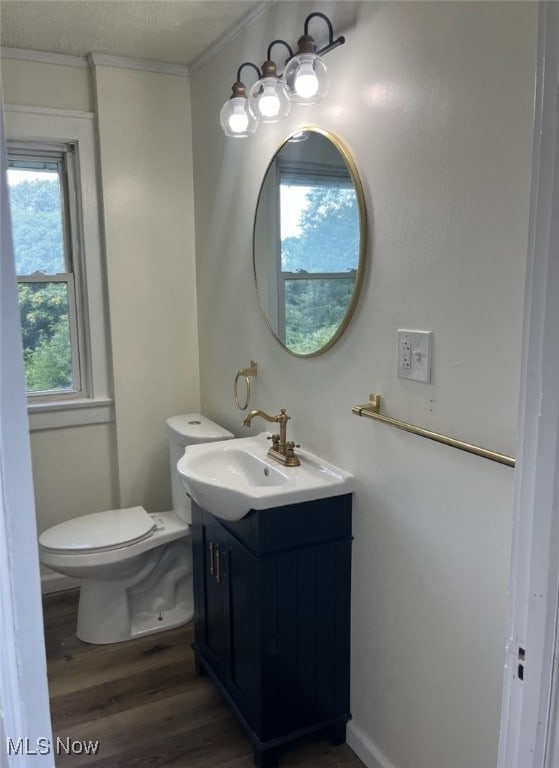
[18,283,73,392]
[9,179,64,274]
[18,283,68,351]
[281,186,359,273]
[24,321,73,392]
[285,278,354,354]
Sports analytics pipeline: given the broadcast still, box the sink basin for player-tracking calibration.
[176,432,353,521]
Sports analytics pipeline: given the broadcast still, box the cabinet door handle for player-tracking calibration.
[215,547,223,584]
[209,541,215,576]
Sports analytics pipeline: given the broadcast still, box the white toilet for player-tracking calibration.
[38,414,233,644]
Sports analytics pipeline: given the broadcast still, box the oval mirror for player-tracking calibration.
[253,128,367,357]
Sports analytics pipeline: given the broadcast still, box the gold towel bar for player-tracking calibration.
[352,394,515,468]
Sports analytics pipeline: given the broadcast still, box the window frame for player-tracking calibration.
[4,105,113,430]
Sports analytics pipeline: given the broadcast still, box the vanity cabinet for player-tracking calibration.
[191,495,352,768]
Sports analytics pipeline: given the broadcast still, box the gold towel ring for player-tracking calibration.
[234,372,251,410]
[234,361,258,411]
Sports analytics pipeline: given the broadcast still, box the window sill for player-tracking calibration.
[28,397,114,431]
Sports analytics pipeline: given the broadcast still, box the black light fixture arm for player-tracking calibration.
[228,61,261,98]
[266,39,294,65]
[303,12,345,56]
[236,61,261,84]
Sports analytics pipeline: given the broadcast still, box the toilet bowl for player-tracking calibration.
[38,414,233,644]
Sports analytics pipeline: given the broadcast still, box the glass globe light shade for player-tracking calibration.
[283,53,330,105]
[248,76,291,123]
[219,96,258,137]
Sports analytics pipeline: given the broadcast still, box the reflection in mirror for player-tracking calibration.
[253,129,366,356]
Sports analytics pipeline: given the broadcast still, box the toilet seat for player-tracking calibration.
[39,506,156,554]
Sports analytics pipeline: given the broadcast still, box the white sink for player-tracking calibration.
[176,432,353,521]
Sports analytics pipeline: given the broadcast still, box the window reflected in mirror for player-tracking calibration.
[254,129,366,357]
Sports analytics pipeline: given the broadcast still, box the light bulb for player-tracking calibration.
[258,85,281,118]
[228,105,249,133]
[248,75,291,123]
[283,52,329,104]
[294,61,319,99]
[220,94,258,137]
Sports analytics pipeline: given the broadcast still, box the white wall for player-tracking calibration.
[92,62,200,511]
[190,2,537,768]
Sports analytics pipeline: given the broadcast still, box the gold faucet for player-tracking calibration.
[242,408,301,467]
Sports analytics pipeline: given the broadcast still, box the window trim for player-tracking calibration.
[5,105,113,430]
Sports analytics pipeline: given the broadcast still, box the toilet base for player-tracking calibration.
[129,600,194,640]
[77,591,193,644]
[76,538,193,644]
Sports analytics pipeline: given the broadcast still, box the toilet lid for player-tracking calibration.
[39,506,156,553]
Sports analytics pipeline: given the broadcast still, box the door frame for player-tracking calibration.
[497,3,559,767]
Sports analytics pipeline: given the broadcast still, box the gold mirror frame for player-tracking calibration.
[253,127,368,358]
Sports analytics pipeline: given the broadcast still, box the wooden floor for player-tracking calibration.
[44,590,364,768]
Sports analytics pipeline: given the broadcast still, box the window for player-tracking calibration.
[8,144,85,398]
[5,106,112,430]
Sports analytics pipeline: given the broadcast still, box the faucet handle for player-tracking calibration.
[268,433,280,450]
[285,441,301,466]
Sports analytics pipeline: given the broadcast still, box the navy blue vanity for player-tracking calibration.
[191,495,352,767]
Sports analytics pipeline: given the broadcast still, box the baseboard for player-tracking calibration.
[346,721,397,768]
[40,569,80,594]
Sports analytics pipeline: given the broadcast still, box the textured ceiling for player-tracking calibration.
[0,0,263,66]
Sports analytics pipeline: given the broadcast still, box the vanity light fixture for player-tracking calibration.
[219,62,261,137]
[248,40,293,123]
[220,12,345,137]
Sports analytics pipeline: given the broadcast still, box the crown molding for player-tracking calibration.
[87,53,188,77]
[4,104,95,121]
[0,46,88,68]
[189,0,277,73]
[0,47,188,76]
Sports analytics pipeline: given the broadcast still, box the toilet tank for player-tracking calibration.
[166,414,234,523]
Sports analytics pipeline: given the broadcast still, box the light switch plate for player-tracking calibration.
[397,330,432,383]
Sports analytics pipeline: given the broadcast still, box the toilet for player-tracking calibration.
[38,414,233,644]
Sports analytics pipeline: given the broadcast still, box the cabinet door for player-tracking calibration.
[192,508,227,676]
[260,539,352,739]
[220,525,262,732]
[193,507,263,730]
